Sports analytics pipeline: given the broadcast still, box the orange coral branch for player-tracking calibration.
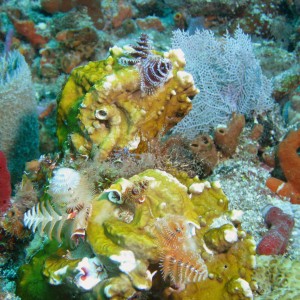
[11,17,48,47]
[214,113,245,157]
[266,129,300,204]
[38,102,56,120]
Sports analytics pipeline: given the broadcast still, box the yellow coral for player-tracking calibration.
[86,169,256,299]
[19,169,257,300]
[57,44,197,160]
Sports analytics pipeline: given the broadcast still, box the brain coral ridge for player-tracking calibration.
[57,39,198,161]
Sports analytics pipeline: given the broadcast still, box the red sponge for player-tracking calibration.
[256,206,294,255]
[0,151,11,214]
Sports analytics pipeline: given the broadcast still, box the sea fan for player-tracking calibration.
[23,201,68,243]
[171,28,274,138]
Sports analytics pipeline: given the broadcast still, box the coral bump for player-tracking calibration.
[0,151,11,214]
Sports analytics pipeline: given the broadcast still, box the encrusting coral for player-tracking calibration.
[8,14,48,48]
[57,34,197,160]
[16,33,260,300]
[18,169,257,299]
[87,170,255,299]
[0,0,297,298]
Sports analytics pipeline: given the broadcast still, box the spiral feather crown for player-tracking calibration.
[119,33,172,95]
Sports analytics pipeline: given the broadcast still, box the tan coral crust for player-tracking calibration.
[254,255,300,300]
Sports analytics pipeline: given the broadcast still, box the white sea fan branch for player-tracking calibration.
[171,28,274,139]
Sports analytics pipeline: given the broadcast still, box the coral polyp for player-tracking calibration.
[154,214,208,288]
[23,201,67,242]
[155,214,198,247]
[48,167,81,196]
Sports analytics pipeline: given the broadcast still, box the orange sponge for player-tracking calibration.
[266,129,300,204]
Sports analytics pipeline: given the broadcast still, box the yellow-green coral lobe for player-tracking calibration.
[57,48,197,160]
[204,223,238,253]
[85,169,256,299]
[18,168,256,300]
